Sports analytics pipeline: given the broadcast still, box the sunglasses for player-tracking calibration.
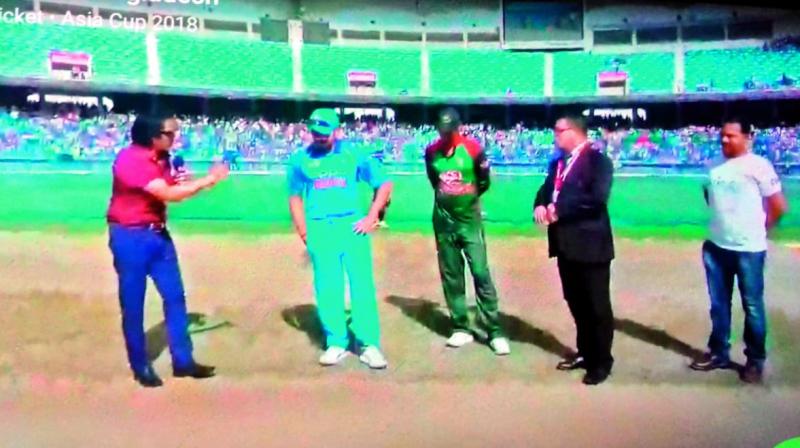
[160,130,177,139]
[309,119,332,128]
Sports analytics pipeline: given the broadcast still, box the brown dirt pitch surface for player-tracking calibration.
[1,231,799,447]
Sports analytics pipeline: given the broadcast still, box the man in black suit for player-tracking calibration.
[533,116,615,385]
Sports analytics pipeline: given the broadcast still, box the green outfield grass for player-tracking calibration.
[1,173,798,240]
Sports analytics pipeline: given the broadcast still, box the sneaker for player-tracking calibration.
[489,337,511,356]
[359,346,388,370]
[376,220,389,229]
[689,353,731,371]
[446,331,474,348]
[319,346,349,366]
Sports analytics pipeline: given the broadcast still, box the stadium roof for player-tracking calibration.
[4,76,800,107]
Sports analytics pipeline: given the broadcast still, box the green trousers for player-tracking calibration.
[433,213,503,339]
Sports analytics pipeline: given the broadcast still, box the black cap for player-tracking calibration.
[437,107,461,133]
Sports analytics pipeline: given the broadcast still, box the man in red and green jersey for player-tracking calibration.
[424,108,510,356]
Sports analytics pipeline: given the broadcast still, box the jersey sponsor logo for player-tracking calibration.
[709,176,745,194]
[313,177,347,190]
[438,170,476,196]
[440,170,462,184]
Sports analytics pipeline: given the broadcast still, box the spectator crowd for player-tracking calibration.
[2,109,799,167]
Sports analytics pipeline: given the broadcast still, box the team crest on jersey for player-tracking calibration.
[313,177,347,190]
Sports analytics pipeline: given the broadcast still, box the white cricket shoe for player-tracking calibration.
[359,346,388,370]
[446,331,475,348]
[489,337,511,356]
[319,346,349,366]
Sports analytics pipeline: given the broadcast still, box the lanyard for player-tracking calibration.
[553,141,588,202]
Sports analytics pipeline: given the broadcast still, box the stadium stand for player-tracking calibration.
[157,32,294,93]
[301,45,422,95]
[300,0,499,32]
[2,110,798,167]
[552,51,676,97]
[685,47,800,93]
[0,22,148,85]
[428,50,545,97]
[5,22,800,101]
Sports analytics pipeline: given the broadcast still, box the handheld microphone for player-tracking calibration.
[172,155,187,181]
[172,155,185,171]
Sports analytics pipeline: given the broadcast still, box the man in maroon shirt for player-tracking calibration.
[108,115,228,388]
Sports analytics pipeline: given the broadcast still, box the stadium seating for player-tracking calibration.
[552,51,675,97]
[0,22,148,85]
[157,32,293,92]
[3,22,800,101]
[429,49,545,97]
[301,45,422,95]
[684,48,800,93]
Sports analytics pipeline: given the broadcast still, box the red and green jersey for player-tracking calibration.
[424,134,490,223]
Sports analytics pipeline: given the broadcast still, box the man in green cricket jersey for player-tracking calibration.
[424,108,510,355]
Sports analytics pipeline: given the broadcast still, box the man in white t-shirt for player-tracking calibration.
[690,118,788,384]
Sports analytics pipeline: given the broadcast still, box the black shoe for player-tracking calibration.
[582,368,611,386]
[739,364,764,384]
[690,353,731,371]
[133,366,164,388]
[556,356,586,371]
[173,363,216,379]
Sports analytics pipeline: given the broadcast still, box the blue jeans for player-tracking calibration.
[109,225,194,374]
[701,241,767,368]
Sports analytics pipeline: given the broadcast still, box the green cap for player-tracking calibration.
[437,107,461,133]
[308,108,340,136]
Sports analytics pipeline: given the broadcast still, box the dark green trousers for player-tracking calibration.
[434,214,503,339]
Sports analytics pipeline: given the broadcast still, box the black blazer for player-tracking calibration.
[534,146,615,263]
